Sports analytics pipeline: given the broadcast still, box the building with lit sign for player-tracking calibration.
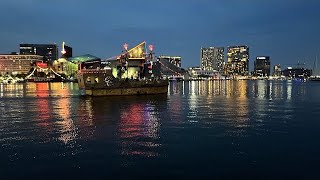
[225,45,249,76]
[20,44,58,63]
[254,56,271,77]
[200,47,224,73]
[0,54,43,75]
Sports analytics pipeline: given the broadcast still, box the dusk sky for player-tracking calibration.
[1,0,320,70]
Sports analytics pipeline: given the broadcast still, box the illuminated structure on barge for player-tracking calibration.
[77,42,169,96]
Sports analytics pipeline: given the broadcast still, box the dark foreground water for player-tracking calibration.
[1,80,320,178]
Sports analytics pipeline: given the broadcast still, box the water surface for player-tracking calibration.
[1,81,320,178]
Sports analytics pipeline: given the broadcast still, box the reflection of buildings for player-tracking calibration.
[254,56,271,77]
[20,44,58,63]
[200,47,224,73]
[119,103,161,157]
[32,83,51,129]
[225,81,249,128]
[287,81,292,100]
[54,87,77,145]
[0,54,43,75]
[225,45,249,76]
[227,80,248,99]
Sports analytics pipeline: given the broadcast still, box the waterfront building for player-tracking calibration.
[273,64,282,76]
[0,54,43,75]
[254,56,271,77]
[225,45,249,76]
[188,66,221,79]
[200,47,224,73]
[67,54,101,70]
[20,43,58,63]
[157,56,186,79]
[158,56,181,68]
[282,67,311,79]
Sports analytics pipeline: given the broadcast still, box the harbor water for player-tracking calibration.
[1,80,320,178]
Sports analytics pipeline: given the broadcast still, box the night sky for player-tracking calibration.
[1,0,320,70]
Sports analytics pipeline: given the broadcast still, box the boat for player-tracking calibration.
[77,42,169,96]
[77,69,168,96]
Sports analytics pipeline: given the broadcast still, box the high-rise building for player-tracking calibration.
[20,44,58,63]
[254,56,271,77]
[200,47,224,72]
[225,45,249,76]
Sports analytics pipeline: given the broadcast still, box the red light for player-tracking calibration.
[36,62,48,68]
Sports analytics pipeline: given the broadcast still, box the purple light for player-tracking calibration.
[148,45,154,51]
[123,43,128,51]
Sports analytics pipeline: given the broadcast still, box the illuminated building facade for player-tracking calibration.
[225,45,249,76]
[282,67,311,78]
[0,54,43,75]
[158,56,182,68]
[200,47,224,72]
[20,44,58,63]
[188,66,220,79]
[254,56,271,77]
[273,64,282,76]
[157,56,185,79]
[105,42,147,79]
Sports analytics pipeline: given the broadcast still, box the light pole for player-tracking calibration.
[148,45,154,77]
[123,43,129,78]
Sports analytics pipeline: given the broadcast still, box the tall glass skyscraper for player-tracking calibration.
[225,45,249,76]
[20,44,58,63]
[254,56,270,77]
[200,47,224,72]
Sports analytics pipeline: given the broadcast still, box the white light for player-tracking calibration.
[61,41,66,54]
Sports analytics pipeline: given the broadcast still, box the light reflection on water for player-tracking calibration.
[118,101,161,157]
[1,81,320,177]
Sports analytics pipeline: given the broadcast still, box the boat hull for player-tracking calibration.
[84,85,168,96]
[77,69,169,96]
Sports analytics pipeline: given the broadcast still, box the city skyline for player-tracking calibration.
[1,0,320,70]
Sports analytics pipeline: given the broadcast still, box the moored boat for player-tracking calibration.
[77,42,169,96]
[77,69,168,96]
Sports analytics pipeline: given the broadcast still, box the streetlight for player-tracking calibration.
[123,43,129,78]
